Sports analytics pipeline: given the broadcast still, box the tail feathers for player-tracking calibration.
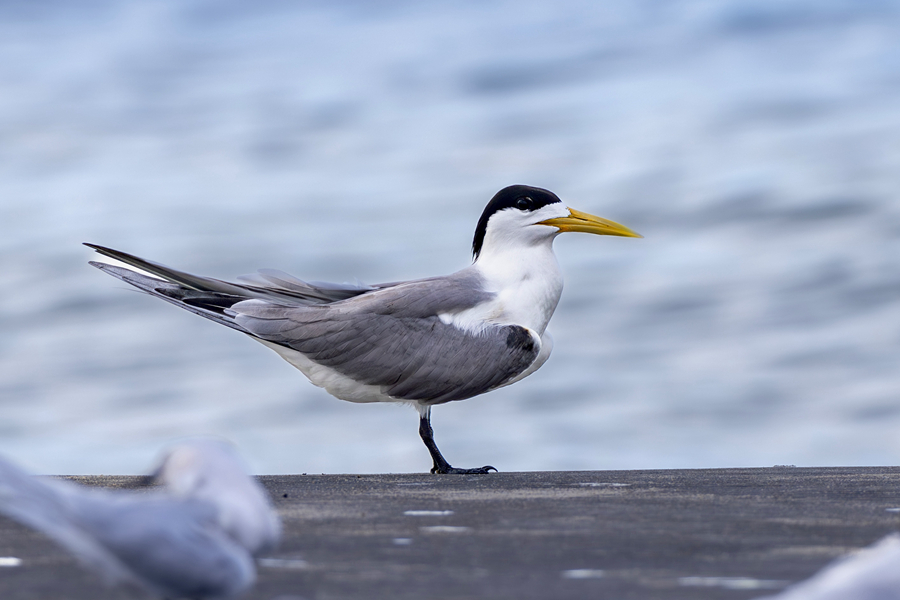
[84,243,250,297]
[0,458,138,587]
[86,243,377,305]
[89,262,249,333]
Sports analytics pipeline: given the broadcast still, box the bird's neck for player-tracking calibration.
[472,242,563,334]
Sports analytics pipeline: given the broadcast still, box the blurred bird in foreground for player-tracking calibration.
[757,534,900,600]
[86,185,641,473]
[0,440,281,599]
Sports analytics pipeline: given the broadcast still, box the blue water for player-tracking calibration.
[1,0,900,474]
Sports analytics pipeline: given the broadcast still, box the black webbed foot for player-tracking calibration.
[431,464,497,475]
[418,408,498,475]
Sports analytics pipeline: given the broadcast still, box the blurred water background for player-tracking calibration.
[1,0,900,474]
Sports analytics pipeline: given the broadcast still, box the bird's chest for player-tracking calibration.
[474,255,563,334]
[492,271,562,334]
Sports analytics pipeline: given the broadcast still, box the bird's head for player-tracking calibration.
[472,185,641,260]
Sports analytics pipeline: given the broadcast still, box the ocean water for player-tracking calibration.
[1,0,900,474]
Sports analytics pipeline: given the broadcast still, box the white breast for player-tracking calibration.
[464,244,564,335]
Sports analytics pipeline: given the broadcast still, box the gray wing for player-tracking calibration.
[237,268,382,302]
[86,242,394,335]
[230,271,541,404]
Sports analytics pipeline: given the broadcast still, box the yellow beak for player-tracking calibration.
[538,207,642,238]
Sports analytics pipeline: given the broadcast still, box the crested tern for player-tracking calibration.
[86,185,640,474]
[0,440,280,598]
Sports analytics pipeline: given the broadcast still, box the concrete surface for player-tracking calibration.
[1,467,899,599]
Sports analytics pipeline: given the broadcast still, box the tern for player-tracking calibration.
[86,185,640,474]
[0,440,280,598]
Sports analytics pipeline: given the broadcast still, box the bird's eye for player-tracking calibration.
[515,197,533,210]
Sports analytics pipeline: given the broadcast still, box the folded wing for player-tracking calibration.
[231,274,541,404]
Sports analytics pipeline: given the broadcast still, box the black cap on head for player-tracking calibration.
[472,185,562,258]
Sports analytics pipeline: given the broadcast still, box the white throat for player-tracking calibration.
[471,237,563,334]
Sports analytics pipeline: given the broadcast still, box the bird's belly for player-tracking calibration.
[257,340,400,404]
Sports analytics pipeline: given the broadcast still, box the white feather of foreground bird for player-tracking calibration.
[756,534,900,600]
[0,440,281,599]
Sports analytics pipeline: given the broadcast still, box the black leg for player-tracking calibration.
[418,407,496,474]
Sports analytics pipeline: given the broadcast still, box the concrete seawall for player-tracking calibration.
[1,467,899,599]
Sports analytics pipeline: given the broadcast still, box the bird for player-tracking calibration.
[0,440,281,598]
[86,184,641,474]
